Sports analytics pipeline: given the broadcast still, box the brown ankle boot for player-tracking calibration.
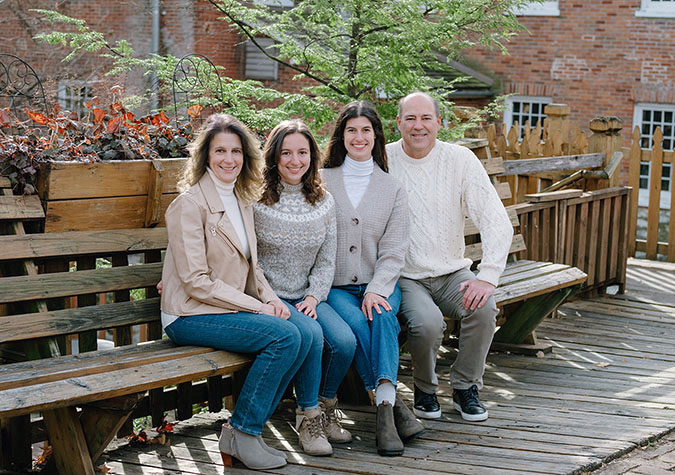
[375,401,404,456]
[394,396,425,442]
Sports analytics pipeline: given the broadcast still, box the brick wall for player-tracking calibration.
[465,0,675,142]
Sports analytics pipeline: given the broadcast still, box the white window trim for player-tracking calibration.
[513,1,560,16]
[256,0,293,6]
[503,95,553,133]
[632,102,675,150]
[635,0,675,18]
[57,80,92,117]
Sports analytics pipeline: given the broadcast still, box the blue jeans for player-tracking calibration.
[314,301,357,399]
[164,312,303,436]
[327,284,401,391]
[282,299,324,409]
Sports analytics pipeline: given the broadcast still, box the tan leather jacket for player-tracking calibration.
[161,172,278,316]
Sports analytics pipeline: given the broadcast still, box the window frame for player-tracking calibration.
[57,80,92,118]
[633,103,674,199]
[244,38,279,81]
[503,95,553,138]
[513,1,560,16]
[635,0,675,18]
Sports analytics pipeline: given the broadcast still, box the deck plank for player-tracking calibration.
[100,259,675,475]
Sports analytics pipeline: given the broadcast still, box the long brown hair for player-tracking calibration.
[324,100,388,172]
[179,113,263,203]
[260,119,325,206]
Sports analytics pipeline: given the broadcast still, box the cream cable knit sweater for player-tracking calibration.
[254,183,337,302]
[386,139,513,286]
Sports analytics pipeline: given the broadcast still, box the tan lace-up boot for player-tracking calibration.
[295,407,333,456]
[319,396,352,443]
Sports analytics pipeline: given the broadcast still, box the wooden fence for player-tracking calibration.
[511,187,631,295]
[467,104,623,206]
[626,126,675,262]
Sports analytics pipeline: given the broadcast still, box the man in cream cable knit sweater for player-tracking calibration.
[386,92,513,422]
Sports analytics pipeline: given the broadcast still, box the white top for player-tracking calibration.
[342,155,373,208]
[386,139,513,286]
[162,168,251,329]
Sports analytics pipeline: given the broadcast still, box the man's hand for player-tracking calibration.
[459,280,495,311]
[361,292,392,321]
[296,296,318,319]
[261,300,291,320]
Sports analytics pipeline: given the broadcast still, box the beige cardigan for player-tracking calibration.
[321,165,409,298]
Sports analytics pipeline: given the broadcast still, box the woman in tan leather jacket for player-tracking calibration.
[160,114,304,470]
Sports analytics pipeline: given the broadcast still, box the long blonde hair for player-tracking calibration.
[179,114,263,203]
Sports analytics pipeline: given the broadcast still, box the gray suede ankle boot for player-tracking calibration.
[394,396,425,442]
[375,401,404,456]
[218,424,286,469]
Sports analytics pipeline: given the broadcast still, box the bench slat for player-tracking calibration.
[465,208,519,237]
[466,234,526,262]
[0,195,44,220]
[0,340,216,391]
[501,260,549,277]
[494,267,587,306]
[0,298,160,344]
[0,263,163,304]
[499,262,574,287]
[0,228,168,260]
[0,350,252,418]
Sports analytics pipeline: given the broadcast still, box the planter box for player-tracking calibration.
[36,158,186,232]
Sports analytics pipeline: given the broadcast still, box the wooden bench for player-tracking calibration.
[0,192,253,475]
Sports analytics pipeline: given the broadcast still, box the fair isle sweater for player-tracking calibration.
[253,183,337,302]
[386,139,513,287]
[321,165,409,299]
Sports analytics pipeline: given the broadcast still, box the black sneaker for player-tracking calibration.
[413,385,442,419]
[453,385,488,422]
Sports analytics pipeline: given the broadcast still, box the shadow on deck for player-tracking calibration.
[101,258,675,474]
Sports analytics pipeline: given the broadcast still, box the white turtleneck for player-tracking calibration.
[342,155,373,208]
[207,167,250,259]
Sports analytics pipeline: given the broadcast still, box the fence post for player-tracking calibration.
[588,117,624,189]
[543,104,570,156]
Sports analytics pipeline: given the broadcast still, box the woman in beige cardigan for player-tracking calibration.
[322,101,424,457]
[160,114,304,471]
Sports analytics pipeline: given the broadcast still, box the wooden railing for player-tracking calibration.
[626,126,675,262]
[511,187,631,295]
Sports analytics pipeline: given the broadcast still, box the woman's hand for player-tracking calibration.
[156,280,163,295]
[261,300,291,320]
[296,295,318,319]
[361,292,392,321]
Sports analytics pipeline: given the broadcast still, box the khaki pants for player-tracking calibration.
[399,268,497,394]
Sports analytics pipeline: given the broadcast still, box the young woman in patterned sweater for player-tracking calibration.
[254,120,357,456]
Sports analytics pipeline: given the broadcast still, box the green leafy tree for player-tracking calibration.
[32,9,334,133]
[208,0,537,138]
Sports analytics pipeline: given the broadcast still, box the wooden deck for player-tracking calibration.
[100,258,675,475]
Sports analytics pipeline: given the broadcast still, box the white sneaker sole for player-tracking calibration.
[453,402,488,421]
[413,407,442,419]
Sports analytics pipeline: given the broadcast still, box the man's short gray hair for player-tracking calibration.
[398,92,440,118]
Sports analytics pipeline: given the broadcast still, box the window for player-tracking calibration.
[57,81,91,118]
[634,103,674,199]
[513,1,560,16]
[636,0,675,18]
[503,95,552,138]
[256,0,293,6]
[245,38,278,81]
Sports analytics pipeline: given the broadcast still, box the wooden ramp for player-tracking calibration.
[100,259,675,475]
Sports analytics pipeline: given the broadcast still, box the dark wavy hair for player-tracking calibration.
[180,113,262,203]
[260,119,325,206]
[324,100,388,172]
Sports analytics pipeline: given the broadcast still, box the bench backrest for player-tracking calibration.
[464,157,525,263]
[0,228,167,356]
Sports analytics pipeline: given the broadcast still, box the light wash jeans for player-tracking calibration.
[326,284,401,391]
[164,312,303,436]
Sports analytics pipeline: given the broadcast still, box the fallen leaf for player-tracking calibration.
[92,108,106,124]
[593,362,611,368]
[535,351,545,358]
[95,464,111,473]
[107,116,123,134]
[24,109,48,125]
